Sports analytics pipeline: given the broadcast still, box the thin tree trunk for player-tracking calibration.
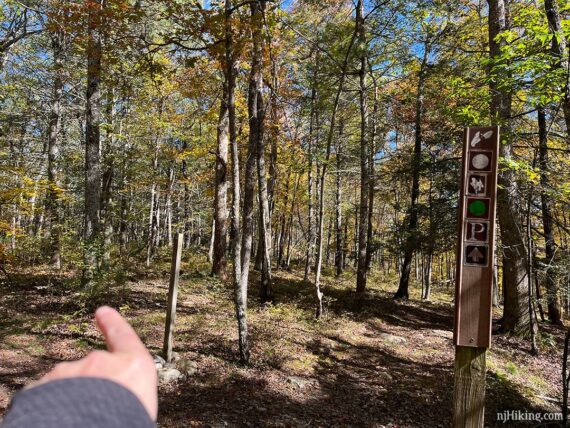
[224,0,248,364]
[254,219,263,271]
[343,217,349,270]
[423,161,435,300]
[146,143,160,267]
[394,42,430,299]
[366,70,379,272]
[423,251,433,300]
[325,216,332,266]
[544,0,570,139]
[335,121,344,277]
[100,89,115,270]
[83,0,103,288]
[45,27,64,269]
[313,19,358,318]
[277,168,291,268]
[208,218,215,263]
[100,161,113,269]
[239,0,261,315]
[356,0,369,293]
[285,174,300,270]
[304,58,318,281]
[119,170,128,254]
[182,142,190,249]
[534,246,545,321]
[247,0,272,303]
[538,106,562,324]
[527,181,538,355]
[268,56,279,219]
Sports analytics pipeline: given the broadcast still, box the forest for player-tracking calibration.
[1,0,570,426]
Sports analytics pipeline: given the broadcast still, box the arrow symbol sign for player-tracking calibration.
[465,245,488,266]
[468,247,484,262]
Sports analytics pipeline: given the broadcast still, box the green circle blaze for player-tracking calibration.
[469,200,487,216]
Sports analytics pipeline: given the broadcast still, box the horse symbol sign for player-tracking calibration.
[467,173,487,196]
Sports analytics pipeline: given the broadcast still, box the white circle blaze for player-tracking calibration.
[472,154,489,170]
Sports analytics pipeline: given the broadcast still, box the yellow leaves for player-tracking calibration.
[176,145,210,161]
[0,188,22,205]
[0,221,12,233]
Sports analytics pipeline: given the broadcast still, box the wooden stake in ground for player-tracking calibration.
[163,233,183,363]
[453,346,486,427]
[453,127,499,427]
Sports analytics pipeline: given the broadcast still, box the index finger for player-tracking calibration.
[95,306,147,354]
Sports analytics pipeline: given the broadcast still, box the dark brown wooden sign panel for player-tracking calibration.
[454,126,499,348]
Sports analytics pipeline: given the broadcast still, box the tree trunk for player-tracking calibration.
[538,107,562,324]
[83,0,103,289]
[488,0,530,335]
[239,0,261,316]
[277,169,291,268]
[182,140,190,249]
[119,167,129,255]
[304,58,318,281]
[247,0,272,303]
[166,166,174,247]
[155,191,161,248]
[257,139,273,303]
[423,251,433,300]
[225,0,248,364]
[526,184,539,354]
[208,218,215,263]
[285,174,300,270]
[394,43,430,299]
[146,139,160,267]
[45,28,64,269]
[423,161,435,301]
[254,220,263,271]
[100,89,115,270]
[366,71,379,272]
[313,19,358,318]
[356,0,369,293]
[268,57,279,219]
[212,58,230,282]
[325,216,332,266]
[335,121,344,277]
[100,162,113,270]
[544,0,570,139]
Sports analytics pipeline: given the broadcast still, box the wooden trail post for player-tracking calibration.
[453,127,499,427]
[163,233,183,363]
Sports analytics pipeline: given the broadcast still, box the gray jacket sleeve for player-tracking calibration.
[0,377,155,428]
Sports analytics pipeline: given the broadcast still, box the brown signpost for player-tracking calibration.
[453,126,499,427]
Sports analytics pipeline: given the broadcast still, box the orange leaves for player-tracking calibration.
[47,0,141,51]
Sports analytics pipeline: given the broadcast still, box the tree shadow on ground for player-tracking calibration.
[158,329,553,428]
[0,271,561,427]
[268,272,454,332]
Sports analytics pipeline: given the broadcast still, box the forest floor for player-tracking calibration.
[0,253,565,427]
